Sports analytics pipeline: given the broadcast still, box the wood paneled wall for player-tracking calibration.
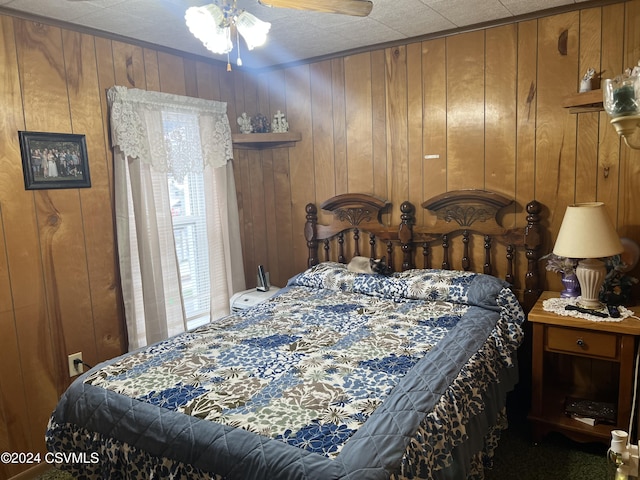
[235,1,640,293]
[0,16,240,479]
[0,1,639,478]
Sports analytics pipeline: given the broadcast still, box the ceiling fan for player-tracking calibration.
[258,0,373,17]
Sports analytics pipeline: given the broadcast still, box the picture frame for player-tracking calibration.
[19,131,91,190]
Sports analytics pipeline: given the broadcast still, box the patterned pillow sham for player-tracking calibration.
[288,262,508,311]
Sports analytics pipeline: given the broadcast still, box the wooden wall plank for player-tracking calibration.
[575,8,602,203]
[514,19,539,289]
[94,38,129,358]
[484,24,518,275]
[485,25,517,202]
[0,17,31,475]
[370,50,388,201]
[535,12,580,238]
[385,46,409,223]
[158,52,186,95]
[65,31,125,364]
[142,48,161,92]
[254,73,281,284]
[311,61,337,207]
[344,53,374,194]
[112,41,145,89]
[244,74,270,278]
[446,31,486,191]
[331,58,348,196]
[13,18,71,451]
[598,2,625,226]
[286,65,314,274]
[421,38,447,226]
[265,69,295,285]
[515,20,538,224]
[407,42,424,219]
[94,37,116,195]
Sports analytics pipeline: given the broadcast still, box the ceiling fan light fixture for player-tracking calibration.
[236,11,271,50]
[185,4,233,55]
[185,1,270,66]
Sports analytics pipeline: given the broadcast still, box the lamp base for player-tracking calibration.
[575,258,606,310]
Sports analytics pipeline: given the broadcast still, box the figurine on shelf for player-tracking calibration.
[579,67,596,92]
[251,113,270,133]
[237,113,252,134]
[271,110,289,133]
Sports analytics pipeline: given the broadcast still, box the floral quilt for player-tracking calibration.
[46,263,525,480]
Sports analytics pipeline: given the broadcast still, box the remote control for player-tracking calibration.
[565,304,608,318]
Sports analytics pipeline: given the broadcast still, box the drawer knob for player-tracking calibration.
[576,338,585,348]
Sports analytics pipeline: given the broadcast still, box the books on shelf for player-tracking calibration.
[564,396,616,425]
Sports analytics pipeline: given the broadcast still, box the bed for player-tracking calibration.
[46,189,544,480]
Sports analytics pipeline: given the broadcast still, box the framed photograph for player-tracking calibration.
[19,131,91,190]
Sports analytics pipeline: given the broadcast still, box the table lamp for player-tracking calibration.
[552,202,623,309]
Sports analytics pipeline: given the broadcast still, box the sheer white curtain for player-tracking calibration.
[108,86,246,351]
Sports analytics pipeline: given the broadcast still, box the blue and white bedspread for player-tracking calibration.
[46,263,525,480]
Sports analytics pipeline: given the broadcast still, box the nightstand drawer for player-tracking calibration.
[546,326,618,359]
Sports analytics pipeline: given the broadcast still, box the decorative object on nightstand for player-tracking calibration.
[601,246,639,308]
[552,202,623,310]
[541,253,580,298]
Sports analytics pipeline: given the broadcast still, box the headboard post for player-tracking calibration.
[524,200,543,310]
[399,201,415,270]
[305,203,319,268]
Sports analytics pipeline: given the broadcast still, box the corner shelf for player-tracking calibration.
[562,89,603,113]
[232,132,302,149]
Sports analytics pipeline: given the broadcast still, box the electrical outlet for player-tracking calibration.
[68,352,83,377]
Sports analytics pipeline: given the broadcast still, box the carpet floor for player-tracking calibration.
[485,406,609,480]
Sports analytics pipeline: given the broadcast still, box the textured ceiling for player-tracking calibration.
[0,0,595,69]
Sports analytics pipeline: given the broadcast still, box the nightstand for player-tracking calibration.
[230,287,281,313]
[528,291,640,444]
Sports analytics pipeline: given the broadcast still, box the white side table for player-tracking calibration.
[230,287,281,313]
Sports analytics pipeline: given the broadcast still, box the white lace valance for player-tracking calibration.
[107,86,233,178]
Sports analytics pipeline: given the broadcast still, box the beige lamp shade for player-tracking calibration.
[553,202,623,259]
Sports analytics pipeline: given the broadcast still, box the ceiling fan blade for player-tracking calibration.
[258,0,373,17]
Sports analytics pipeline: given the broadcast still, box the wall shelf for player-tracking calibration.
[232,132,302,149]
[562,89,603,113]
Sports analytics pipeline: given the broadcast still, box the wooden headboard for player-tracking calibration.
[305,193,396,266]
[305,189,544,311]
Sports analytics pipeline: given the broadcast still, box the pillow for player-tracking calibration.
[288,262,508,310]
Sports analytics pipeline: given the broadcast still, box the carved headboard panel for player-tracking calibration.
[399,190,543,310]
[305,193,397,268]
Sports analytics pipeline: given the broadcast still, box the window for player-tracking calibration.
[165,113,211,329]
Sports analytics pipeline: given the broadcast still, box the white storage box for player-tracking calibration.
[230,287,281,313]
